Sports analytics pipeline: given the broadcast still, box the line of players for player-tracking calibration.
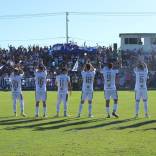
[9,60,149,118]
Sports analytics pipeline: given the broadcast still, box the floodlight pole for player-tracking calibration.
[66,12,69,44]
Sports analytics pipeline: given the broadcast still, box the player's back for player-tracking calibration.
[10,74,22,92]
[35,71,47,92]
[134,68,148,90]
[56,74,70,93]
[81,71,95,92]
[102,67,118,90]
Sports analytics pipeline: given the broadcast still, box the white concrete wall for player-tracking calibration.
[120,34,156,53]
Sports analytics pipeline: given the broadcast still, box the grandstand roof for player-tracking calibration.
[119,33,156,37]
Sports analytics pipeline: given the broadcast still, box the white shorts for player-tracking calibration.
[81,91,93,101]
[12,92,23,101]
[57,92,68,103]
[35,91,47,102]
[135,89,148,101]
[104,90,118,100]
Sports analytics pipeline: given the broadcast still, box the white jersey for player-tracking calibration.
[81,70,96,92]
[35,70,47,92]
[134,67,148,91]
[10,73,23,93]
[100,67,118,91]
[56,74,70,93]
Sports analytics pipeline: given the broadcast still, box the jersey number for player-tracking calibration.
[60,79,64,90]
[38,78,44,88]
[86,76,92,84]
[12,80,18,90]
[107,73,111,87]
[139,76,144,88]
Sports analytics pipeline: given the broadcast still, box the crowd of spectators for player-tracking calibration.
[121,49,156,88]
[0,43,156,90]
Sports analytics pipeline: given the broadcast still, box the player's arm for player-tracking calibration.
[33,64,38,72]
[89,63,96,72]
[17,64,24,75]
[19,69,24,76]
[82,59,91,71]
[42,65,47,71]
[85,59,94,71]
[133,66,137,73]
[38,59,46,71]
[142,62,148,73]
[82,64,86,71]
[143,62,147,69]
[132,61,140,73]
[44,68,48,76]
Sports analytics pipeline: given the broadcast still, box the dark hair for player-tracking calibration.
[138,64,144,70]
[86,63,91,71]
[62,67,68,72]
[108,63,113,69]
[14,68,19,74]
[38,65,44,71]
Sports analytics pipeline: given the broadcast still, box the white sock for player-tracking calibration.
[135,101,140,114]
[113,104,118,112]
[20,98,24,113]
[78,103,83,114]
[43,106,47,115]
[13,98,17,113]
[106,107,110,114]
[64,102,67,112]
[88,104,92,114]
[35,106,39,115]
[56,101,61,113]
[144,101,148,114]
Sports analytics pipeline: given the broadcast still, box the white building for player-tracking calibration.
[119,33,156,53]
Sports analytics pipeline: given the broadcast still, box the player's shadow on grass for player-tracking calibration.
[0,116,14,119]
[66,118,135,131]
[33,118,134,131]
[6,118,105,131]
[34,118,105,131]
[111,120,156,130]
[143,127,156,131]
[0,118,43,125]
[5,118,69,130]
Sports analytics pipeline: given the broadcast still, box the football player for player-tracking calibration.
[134,62,149,118]
[100,62,119,118]
[10,65,26,117]
[34,63,47,117]
[55,67,72,117]
[77,63,96,118]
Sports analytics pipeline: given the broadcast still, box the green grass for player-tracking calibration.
[0,91,156,156]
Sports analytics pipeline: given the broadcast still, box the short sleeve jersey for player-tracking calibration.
[134,67,148,90]
[100,67,118,90]
[10,73,23,93]
[81,70,96,92]
[56,74,70,93]
[35,70,47,92]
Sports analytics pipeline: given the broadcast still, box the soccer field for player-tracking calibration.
[0,91,156,156]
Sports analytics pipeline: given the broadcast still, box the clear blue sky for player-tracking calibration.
[0,0,156,48]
